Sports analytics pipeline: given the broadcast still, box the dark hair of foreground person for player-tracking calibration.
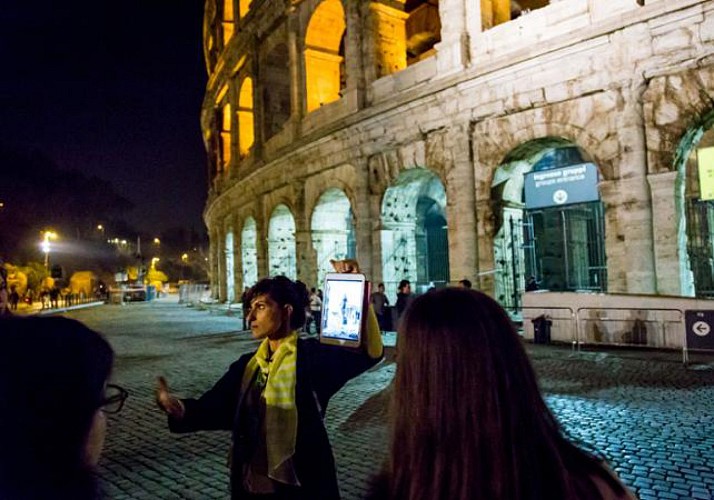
[369,287,634,500]
[0,316,115,500]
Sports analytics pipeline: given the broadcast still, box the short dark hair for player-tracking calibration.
[248,276,309,330]
[458,278,472,288]
[0,316,114,498]
[398,279,410,291]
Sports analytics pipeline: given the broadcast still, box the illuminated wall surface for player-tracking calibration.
[202,0,714,309]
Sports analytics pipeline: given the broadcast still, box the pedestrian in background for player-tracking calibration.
[0,266,9,315]
[368,287,634,500]
[308,287,322,335]
[457,278,472,289]
[395,279,413,325]
[157,259,383,499]
[0,316,125,500]
[370,282,389,331]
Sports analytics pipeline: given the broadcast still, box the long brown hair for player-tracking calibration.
[386,288,624,500]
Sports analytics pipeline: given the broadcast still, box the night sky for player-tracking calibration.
[1,1,208,234]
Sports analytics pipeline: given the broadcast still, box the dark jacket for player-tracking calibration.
[168,337,382,499]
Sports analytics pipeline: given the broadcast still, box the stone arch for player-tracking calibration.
[238,76,254,157]
[643,67,714,297]
[491,137,606,313]
[261,43,291,140]
[241,216,259,288]
[304,0,346,112]
[478,120,614,182]
[381,167,449,299]
[310,188,356,284]
[267,204,297,279]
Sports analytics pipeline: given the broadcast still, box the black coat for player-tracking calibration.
[168,337,382,499]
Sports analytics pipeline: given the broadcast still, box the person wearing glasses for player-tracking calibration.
[0,316,127,500]
[157,259,383,499]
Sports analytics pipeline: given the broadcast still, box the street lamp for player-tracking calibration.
[41,231,58,272]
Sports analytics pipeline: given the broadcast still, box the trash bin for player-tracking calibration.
[532,315,552,344]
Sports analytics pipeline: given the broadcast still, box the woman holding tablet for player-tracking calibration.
[157,259,382,500]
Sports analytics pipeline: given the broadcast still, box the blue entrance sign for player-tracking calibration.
[685,310,714,350]
[524,163,600,209]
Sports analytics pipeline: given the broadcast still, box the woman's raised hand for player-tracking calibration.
[155,376,185,419]
[330,259,360,274]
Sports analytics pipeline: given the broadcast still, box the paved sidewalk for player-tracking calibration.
[59,297,714,500]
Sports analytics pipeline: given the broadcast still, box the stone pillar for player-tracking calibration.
[609,82,657,294]
[344,0,367,109]
[648,171,691,296]
[367,1,408,81]
[215,225,227,301]
[256,204,269,280]
[444,126,477,284]
[234,214,245,295]
[287,11,303,135]
[352,158,375,278]
[435,0,470,74]
[209,226,220,299]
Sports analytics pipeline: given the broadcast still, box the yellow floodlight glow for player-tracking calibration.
[698,147,714,201]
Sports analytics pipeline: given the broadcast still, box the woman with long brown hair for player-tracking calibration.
[369,287,634,500]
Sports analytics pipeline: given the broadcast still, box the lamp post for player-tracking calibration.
[41,231,58,273]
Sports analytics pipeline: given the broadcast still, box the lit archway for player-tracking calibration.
[304,0,346,112]
[239,0,252,19]
[222,0,234,44]
[381,168,449,299]
[481,0,549,30]
[311,189,355,285]
[405,0,440,66]
[238,77,254,157]
[676,110,714,298]
[492,138,606,313]
[225,227,235,302]
[268,204,297,279]
[241,216,258,287]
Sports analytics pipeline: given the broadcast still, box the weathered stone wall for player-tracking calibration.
[203,0,714,302]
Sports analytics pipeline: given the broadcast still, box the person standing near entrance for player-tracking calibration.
[370,283,390,331]
[156,259,383,499]
[308,287,322,334]
[395,279,413,325]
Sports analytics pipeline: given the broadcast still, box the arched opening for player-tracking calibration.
[381,168,449,299]
[241,217,258,288]
[268,204,297,279]
[304,0,346,112]
[239,0,252,19]
[481,0,550,30]
[311,189,355,284]
[225,227,235,302]
[222,0,235,44]
[405,0,440,66]
[219,103,232,174]
[677,111,714,298]
[261,44,291,140]
[492,138,606,314]
[238,77,254,157]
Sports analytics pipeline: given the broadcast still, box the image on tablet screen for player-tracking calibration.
[322,279,364,341]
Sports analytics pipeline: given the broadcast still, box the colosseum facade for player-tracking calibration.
[201,0,714,314]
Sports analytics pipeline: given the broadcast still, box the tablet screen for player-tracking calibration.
[320,274,366,344]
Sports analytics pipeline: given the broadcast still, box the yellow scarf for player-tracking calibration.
[244,331,299,486]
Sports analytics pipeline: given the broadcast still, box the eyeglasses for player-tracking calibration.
[101,383,128,414]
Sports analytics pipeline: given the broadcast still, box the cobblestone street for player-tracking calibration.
[60,297,714,500]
